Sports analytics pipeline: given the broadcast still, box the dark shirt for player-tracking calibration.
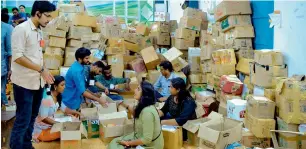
[160,95,196,126]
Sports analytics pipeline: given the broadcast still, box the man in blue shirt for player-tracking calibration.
[11,7,27,27]
[154,61,178,102]
[1,13,13,106]
[61,48,108,116]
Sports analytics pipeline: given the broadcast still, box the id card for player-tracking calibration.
[89,80,95,86]
[40,39,45,48]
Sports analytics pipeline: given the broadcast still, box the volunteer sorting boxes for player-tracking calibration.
[84,61,105,93]
[61,48,108,116]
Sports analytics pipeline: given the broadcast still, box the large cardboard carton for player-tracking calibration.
[179,17,202,31]
[100,118,132,138]
[68,26,93,40]
[188,47,201,73]
[105,47,126,55]
[200,44,216,60]
[67,39,83,48]
[154,12,170,22]
[213,75,221,89]
[183,7,207,20]
[155,33,170,46]
[44,54,64,70]
[151,22,170,33]
[220,92,241,105]
[49,29,66,38]
[49,36,66,48]
[221,15,252,32]
[58,3,85,13]
[212,64,236,76]
[225,38,253,50]
[276,76,306,124]
[236,58,253,75]
[45,47,64,56]
[200,59,212,73]
[195,90,215,103]
[50,122,87,149]
[214,0,252,21]
[175,38,195,50]
[64,47,78,67]
[277,117,306,149]
[242,128,271,148]
[235,49,254,60]
[80,104,100,138]
[163,47,188,72]
[175,28,196,40]
[130,58,147,73]
[264,89,276,101]
[162,126,183,149]
[136,24,150,36]
[170,20,178,32]
[245,113,275,138]
[227,99,247,121]
[254,50,284,66]
[198,117,243,149]
[124,41,139,53]
[107,54,124,78]
[140,46,160,70]
[220,75,243,95]
[147,70,161,84]
[59,12,77,22]
[225,26,255,40]
[101,24,123,38]
[212,49,237,65]
[246,95,275,119]
[72,14,97,28]
[251,63,288,88]
[189,74,207,84]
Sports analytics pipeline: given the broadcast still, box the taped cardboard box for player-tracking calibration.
[276,117,306,149]
[244,113,275,138]
[254,50,284,66]
[246,95,275,119]
[264,89,275,101]
[225,26,255,40]
[225,38,253,50]
[227,99,247,121]
[68,26,93,40]
[212,64,236,77]
[214,0,252,21]
[212,49,237,65]
[147,70,161,84]
[49,36,66,48]
[162,47,187,72]
[67,39,83,48]
[100,117,132,139]
[200,44,216,60]
[64,47,78,67]
[72,14,97,28]
[105,47,126,55]
[47,15,70,32]
[218,102,227,116]
[183,7,207,20]
[220,92,241,105]
[200,30,209,47]
[221,15,252,32]
[162,126,183,149]
[136,24,150,36]
[220,75,243,95]
[200,59,212,73]
[170,20,178,32]
[179,17,202,31]
[124,41,140,53]
[155,33,170,46]
[216,32,225,47]
[130,58,147,73]
[50,122,87,149]
[235,49,254,60]
[151,21,170,33]
[175,38,195,50]
[236,58,253,75]
[276,76,306,124]
[58,3,85,13]
[44,54,64,70]
[59,12,77,22]
[251,63,288,88]
[242,128,271,148]
[140,46,160,70]
[45,47,64,56]
[189,74,207,84]
[107,54,124,78]
[49,29,66,38]
[198,117,243,149]
[175,28,196,40]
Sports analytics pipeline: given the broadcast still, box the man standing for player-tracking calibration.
[154,61,178,102]
[61,48,108,116]
[1,13,13,106]
[11,7,27,27]
[10,1,55,149]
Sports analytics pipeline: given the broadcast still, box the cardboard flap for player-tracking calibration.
[183,118,210,133]
[99,111,127,120]
[275,78,288,95]
[50,122,63,133]
[198,122,221,144]
[207,111,223,120]
[80,123,88,139]
[81,107,98,118]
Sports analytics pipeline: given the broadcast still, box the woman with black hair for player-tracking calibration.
[158,77,196,140]
[108,81,164,149]
[32,76,65,142]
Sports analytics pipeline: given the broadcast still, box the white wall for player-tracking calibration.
[168,0,185,22]
[274,1,306,76]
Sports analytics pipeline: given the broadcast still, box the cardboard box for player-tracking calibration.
[175,28,196,40]
[140,46,160,70]
[264,89,275,101]
[100,118,132,138]
[175,38,194,50]
[220,92,241,105]
[189,74,207,84]
[130,58,147,73]
[44,54,64,70]
[51,9,59,19]
[254,50,284,66]
[200,59,212,73]
[147,70,161,84]
[50,122,87,149]
[64,47,78,67]
[72,14,97,28]
[68,26,93,40]
[124,41,139,53]
[242,128,271,148]
[170,20,178,32]
[59,3,85,13]
[188,47,201,73]
[162,126,183,149]
[195,91,215,103]
[107,54,124,78]
[162,47,188,72]
[212,64,236,76]
[227,99,247,121]
[67,39,83,48]
[151,22,170,33]
[155,33,170,46]
[225,26,255,39]
[179,17,202,31]
[236,58,253,75]
[276,117,306,149]
[101,24,123,38]
[277,76,306,124]
[49,29,66,38]
[183,7,207,20]
[206,73,213,87]
[214,0,252,21]
[251,63,288,88]
[45,47,64,56]
[200,44,216,60]
[225,38,253,50]
[49,36,66,48]
[221,15,252,32]
[105,47,126,55]
[198,117,243,149]
[218,102,227,116]
[154,12,170,22]
[246,95,276,119]
[123,70,136,79]
[59,12,77,22]
[80,104,100,138]
[212,49,237,65]
[244,113,275,138]
[136,24,150,36]
[220,75,243,95]
[213,75,221,89]
[235,49,254,60]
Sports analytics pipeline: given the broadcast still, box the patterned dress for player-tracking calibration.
[32,92,59,140]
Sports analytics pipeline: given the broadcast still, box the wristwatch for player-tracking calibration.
[38,67,44,73]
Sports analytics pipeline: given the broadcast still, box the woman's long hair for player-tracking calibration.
[47,75,65,107]
[134,81,156,119]
[171,77,193,105]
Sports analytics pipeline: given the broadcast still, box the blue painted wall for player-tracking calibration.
[250,0,274,49]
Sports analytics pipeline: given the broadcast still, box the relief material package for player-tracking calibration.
[214,0,252,21]
[227,99,247,122]
[246,95,276,119]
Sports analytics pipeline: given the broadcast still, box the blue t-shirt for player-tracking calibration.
[62,61,86,110]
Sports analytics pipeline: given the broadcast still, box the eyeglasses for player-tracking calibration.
[42,13,52,18]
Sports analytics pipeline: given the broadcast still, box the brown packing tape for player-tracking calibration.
[279,133,306,141]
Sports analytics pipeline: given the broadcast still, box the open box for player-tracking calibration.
[51,122,87,149]
[271,130,306,149]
